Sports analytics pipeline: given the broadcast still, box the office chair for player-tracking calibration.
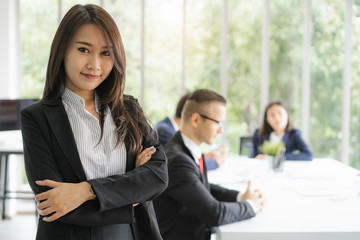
[239,136,253,156]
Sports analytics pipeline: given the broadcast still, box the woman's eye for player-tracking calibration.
[102,51,111,56]
[78,48,89,53]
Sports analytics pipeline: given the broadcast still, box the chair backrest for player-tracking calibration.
[0,99,37,131]
[239,136,253,156]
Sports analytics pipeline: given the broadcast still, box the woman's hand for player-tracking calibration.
[132,146,156,207]
[35,180,95,222]
[135,146,156,167]
[255,154,266,160]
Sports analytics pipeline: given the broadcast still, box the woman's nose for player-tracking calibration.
[274,113,282,121]
[87,56,101,70]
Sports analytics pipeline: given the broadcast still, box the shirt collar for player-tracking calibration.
[180,132,202,161]
[62,87,99,113]
[169,117,179,131]
[270,131,284,144]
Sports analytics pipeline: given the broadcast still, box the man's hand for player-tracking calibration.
[205,144,229,167]
[241,181,265,213]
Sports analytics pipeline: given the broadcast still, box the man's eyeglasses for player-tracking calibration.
[198,113,223,128]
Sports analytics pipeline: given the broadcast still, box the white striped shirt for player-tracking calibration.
[62,87,127,180]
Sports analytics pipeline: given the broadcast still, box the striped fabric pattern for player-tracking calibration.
[62,87,127,180]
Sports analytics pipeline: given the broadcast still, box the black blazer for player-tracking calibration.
[21,95,168,240]
[250,128,313,160]
[154,118,219,171]
[153,132,255,240]
[155,117,175,146]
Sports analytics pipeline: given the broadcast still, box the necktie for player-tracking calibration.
[198,155,204,174]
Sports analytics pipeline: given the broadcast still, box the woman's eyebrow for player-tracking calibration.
[75,41,112,49]
[75,41,92,46]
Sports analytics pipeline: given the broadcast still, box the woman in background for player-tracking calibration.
[250,101,313,160]
[21,4,167,240]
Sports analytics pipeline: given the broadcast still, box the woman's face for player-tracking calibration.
[266,104,288,134]
[64,24,114,97]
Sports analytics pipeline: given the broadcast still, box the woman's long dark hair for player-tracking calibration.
[43,4,151,153]
[258,101,293,138]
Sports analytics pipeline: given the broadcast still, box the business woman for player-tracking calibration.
[249,101,313,160]
[21,4,167,240]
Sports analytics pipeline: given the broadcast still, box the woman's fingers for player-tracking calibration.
[36,179,60,188]
[38,206,56,216]
[136,146,156,167]
[136,155,151,167]
[35,181,61,212]
[37,198,53,210]
[34,181,93,222]
[35,192,48,202]
[137,145,143,155]
[139,146,156,157]
[43,212,64,222]
[35,180,61,202]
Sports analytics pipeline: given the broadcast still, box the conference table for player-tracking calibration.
[208,157,360,240]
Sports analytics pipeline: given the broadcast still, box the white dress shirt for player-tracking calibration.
[62,87,127,180]
[180,133,202,164]
[169,117,179,132]
[270,131,284,144]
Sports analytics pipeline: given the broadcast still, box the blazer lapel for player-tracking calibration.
[176,132,208,184]
[282,132,289,144]
[201,153,209,186]
[43,98,87,181]
[125,136,135,172]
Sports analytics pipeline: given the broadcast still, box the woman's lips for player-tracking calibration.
[82,73,100,79]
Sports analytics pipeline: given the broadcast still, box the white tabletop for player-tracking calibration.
[0,130,23,153]
[208,157,360,240]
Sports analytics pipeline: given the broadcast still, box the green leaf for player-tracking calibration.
[258,141,285,156]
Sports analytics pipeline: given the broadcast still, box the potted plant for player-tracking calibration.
[258,141,286,172]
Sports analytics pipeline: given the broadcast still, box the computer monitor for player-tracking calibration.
[0,99,37,131]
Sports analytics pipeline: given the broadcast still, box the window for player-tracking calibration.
[351,1,360,169]
[20,0,58,98]
[18,0,360,169]
[310,0,344,160]
[269,0,303,128]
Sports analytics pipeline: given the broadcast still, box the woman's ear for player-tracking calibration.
[265,116,269,124]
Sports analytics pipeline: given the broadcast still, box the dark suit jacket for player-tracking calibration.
[21,95,168,240]
[153,132,255,240]
[155,117,219,170]
[249,128,313,160]
[155,117,175,146]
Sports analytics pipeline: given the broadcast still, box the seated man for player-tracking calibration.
[155,92,227,170]
[154,89,264,240]
[155,93,190,146]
